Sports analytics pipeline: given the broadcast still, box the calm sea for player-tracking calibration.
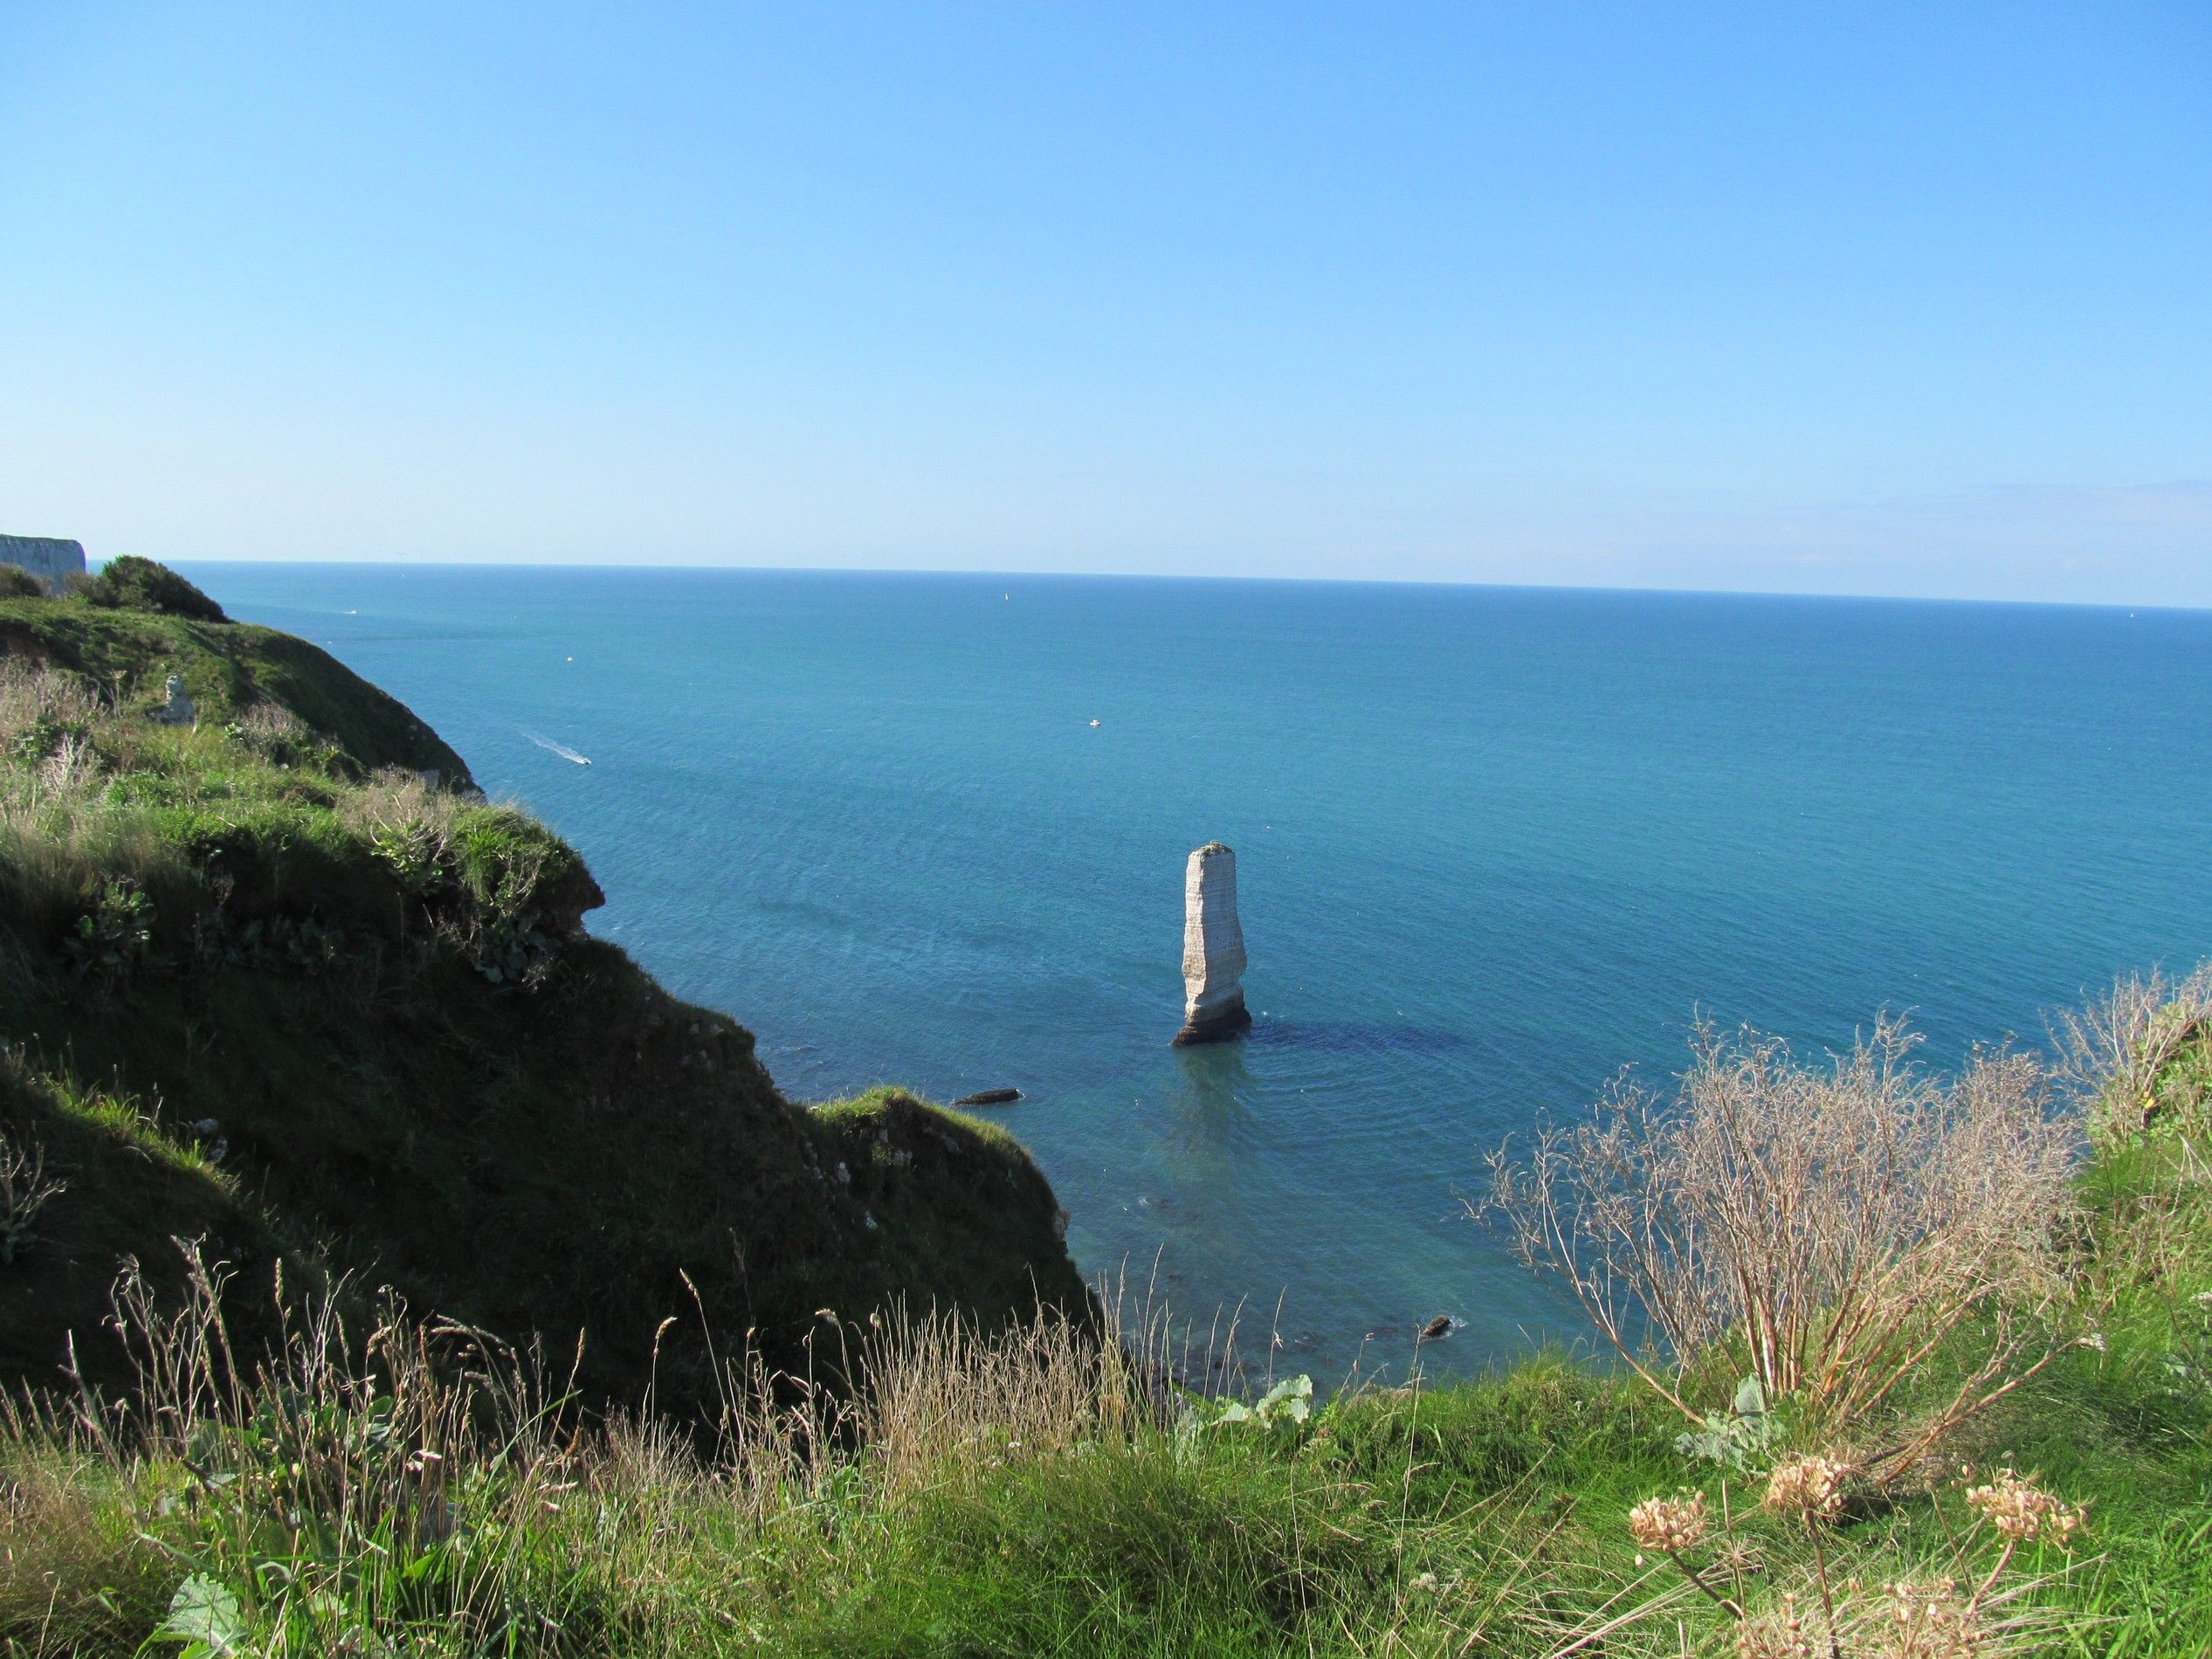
[188,564,2212,1380]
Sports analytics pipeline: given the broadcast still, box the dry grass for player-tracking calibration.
[0,659,103,739]
[845,1300,1140,1490]
[2052,962,2212,1139]
[33,1243,578,1656]
[0,1128,65,1265]
[1484,1016,2078,1478]
[0,662,188,940]
[0,1211,2157,1657]
[231,699,309,746]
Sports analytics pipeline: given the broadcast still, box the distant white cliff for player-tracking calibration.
[0,535,86,595]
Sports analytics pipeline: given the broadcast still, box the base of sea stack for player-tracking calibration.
[1173,998,1253,1047]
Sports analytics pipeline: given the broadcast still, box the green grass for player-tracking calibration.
[0,585,1087,1419]
[3,1100,2201,1659]
[0,593,472,782]
[9,1296,2191,1657]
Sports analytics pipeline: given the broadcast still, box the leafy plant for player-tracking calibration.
[280,914,348,976]
[188,910,348,976]
[0,563,51,600]
[1675,1374,1788,1471]
[369,820,445,897]
[1175,1374,1314,1454]
[10,712,67,762]
[64,878,155,984]
[153,1573,249,1656]
[470,909,557,988]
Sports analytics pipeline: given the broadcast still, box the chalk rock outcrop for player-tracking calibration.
[152,675,195,726]
[0,535,86,595]
[1174,842,1252,1046]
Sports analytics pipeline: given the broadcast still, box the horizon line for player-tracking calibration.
[162,556,2211,618]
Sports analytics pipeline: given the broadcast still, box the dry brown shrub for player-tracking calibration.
[1485,1016,2078,1477]
[339,768,463,850]
[232,699,309,746]
[845,1302,1140,1494]
[0,1128,65,1266]
[2051,963,2212,1139]
[0,661,100,744]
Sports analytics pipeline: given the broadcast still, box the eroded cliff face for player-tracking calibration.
[0,536,86,595]
[1175,842,1252,1045]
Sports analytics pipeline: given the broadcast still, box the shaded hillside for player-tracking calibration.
[0,575,1085,1417]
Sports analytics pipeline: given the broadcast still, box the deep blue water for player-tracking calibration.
[186,564,2212,1380]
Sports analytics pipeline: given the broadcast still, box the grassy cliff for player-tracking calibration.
[0,571,1085,1417]
[3,1008,2204,1656]
[6,565,2205,1657]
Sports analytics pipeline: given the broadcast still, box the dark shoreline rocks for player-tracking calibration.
[1172,1002,1254,1046]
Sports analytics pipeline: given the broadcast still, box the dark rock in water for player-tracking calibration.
[954,1087,1022,1106]
[1420,1314,1454,1340]
[1173,1002,1253,1046]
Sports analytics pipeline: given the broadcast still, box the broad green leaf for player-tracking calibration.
[156,1573,248,1655]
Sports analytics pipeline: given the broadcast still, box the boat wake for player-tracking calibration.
[525,732,591,767]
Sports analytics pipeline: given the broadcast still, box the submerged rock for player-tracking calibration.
[954,1087,1022,1106]
[1174,842,1252,1046]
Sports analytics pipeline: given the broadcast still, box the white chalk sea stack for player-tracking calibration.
[1175,842,1252,1046]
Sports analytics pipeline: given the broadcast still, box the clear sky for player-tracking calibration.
[3,3,2208,603]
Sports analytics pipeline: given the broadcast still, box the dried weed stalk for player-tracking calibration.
[1485,1016,2078,1476]
[2051,963,2212,1139]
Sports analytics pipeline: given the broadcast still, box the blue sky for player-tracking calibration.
[2,3,2207,602]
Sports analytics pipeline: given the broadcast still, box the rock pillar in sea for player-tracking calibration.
[1175,842,1252,1046]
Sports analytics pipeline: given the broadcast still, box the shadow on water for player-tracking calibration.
[1167,1040,1258,1127]
[1144,1043,1265,1187]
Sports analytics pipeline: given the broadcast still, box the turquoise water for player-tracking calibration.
[190,564,2212,1379]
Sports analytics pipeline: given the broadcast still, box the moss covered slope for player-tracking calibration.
[0,579,1085,1416]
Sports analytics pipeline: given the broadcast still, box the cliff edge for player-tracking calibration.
[0,567,1086,1418]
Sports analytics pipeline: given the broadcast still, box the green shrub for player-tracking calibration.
[0,565,49,600]
[74,555,228,623]
[62,879,155,985]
